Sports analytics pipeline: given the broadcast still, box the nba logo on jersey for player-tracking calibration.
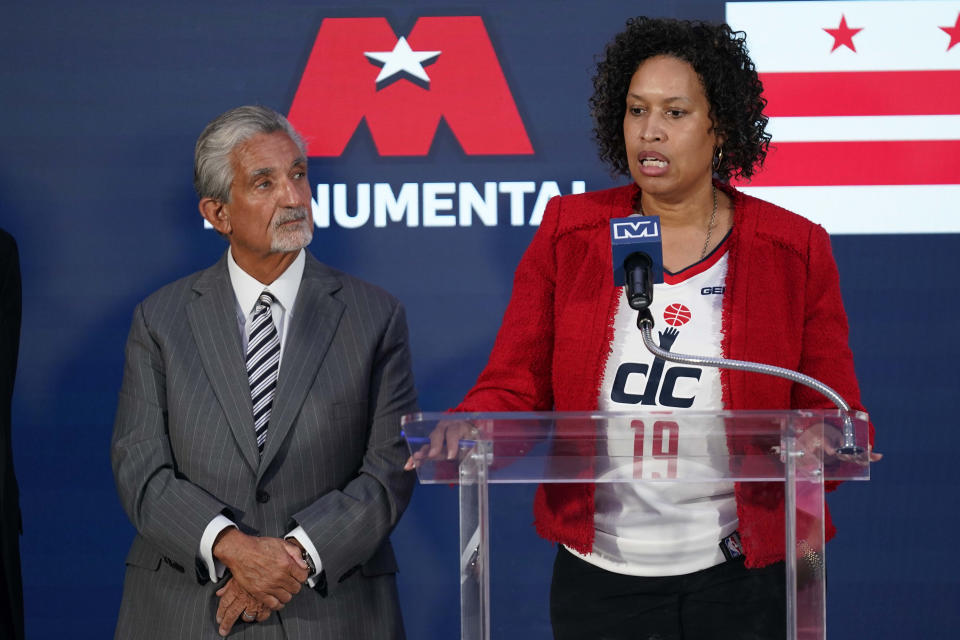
[720,531,744,560]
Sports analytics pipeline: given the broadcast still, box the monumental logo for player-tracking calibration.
[282,16,586,230]
[288,16,533,156]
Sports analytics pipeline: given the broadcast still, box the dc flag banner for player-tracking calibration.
[726,1,960,234]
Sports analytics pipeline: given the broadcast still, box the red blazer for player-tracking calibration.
[456,183,871,568]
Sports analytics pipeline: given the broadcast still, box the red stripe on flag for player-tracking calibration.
[760,71,960,117]
[738,140,960,186]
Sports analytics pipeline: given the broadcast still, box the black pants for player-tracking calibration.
[550,546,786,640]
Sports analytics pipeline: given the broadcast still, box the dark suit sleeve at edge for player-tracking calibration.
[0,231,23,640]
[0,232,20,417]
[111,302,230,581]
[291,300,418,591]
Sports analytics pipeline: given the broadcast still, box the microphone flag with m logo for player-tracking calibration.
[610,216,664,287]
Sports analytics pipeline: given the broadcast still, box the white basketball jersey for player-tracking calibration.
[571,238,738,577]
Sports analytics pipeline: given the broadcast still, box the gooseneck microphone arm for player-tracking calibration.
[624,254,862,455]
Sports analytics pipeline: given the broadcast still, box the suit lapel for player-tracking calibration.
[258,253,344,476]
[187,255,261,472]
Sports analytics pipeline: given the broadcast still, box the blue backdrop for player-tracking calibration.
[1,1,958,638]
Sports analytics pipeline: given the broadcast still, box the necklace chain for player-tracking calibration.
[633,185,719,261]
[700,185,719,260]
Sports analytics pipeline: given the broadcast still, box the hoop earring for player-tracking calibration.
[712,146,724,171]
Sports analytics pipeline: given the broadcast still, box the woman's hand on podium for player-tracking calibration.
[791,424,882,470]
[404,419,481,470]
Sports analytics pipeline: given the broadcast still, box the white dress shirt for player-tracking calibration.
[198,248,323,586]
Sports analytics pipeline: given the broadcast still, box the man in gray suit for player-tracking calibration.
[111,106,417,638]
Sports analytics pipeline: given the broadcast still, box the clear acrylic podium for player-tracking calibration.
[402,410,871,640]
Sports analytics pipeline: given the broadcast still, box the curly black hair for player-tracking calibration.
[590,17,770,182]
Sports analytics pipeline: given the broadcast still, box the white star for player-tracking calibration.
[364,36,441,85]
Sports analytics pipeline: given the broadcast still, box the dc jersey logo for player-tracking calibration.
[288,16,533,156]
[610,303,703,408]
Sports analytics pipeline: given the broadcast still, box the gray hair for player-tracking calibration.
[193,105,307,202]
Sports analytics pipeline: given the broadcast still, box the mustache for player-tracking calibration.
[273,207,309,228]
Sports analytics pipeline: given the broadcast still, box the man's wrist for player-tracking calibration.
[201,517,238,581]
[285,537,317,577]
[213,527,244,564]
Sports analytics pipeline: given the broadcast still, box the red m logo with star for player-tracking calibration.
[288,16,533,157]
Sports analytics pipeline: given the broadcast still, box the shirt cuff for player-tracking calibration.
[199,515,236,582]
[286,525,323,588]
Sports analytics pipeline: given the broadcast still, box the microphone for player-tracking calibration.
[609,215,663,311]
[624,253,653,311]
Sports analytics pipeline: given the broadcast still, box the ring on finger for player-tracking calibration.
[241,610,256,622]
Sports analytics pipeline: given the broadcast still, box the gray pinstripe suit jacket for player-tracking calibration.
[111,251,417,639]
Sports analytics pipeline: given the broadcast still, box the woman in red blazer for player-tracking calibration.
[410,17,876,640]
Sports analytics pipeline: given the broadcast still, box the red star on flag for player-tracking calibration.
[940,13,960,51]
[824,14,863,52]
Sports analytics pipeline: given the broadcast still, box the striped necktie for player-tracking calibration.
[247,291,280,453]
